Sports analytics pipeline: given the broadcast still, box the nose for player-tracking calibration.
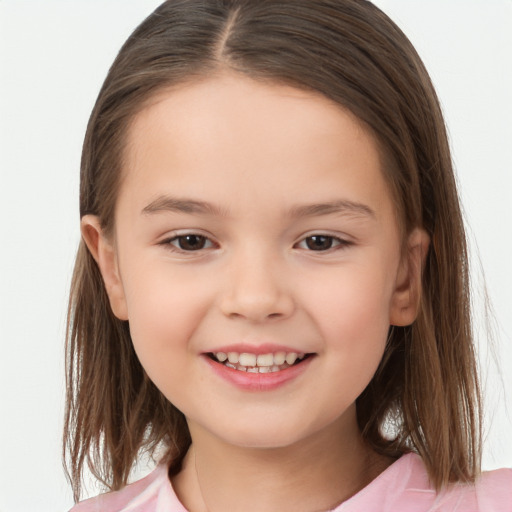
[219,249,295,323]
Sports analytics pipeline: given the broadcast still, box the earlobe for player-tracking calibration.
[389,228,430,327]
[81,215,129,321]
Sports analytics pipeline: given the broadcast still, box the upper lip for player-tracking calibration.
[205,343,311,355]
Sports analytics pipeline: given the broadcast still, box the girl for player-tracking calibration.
[64,1,511,510]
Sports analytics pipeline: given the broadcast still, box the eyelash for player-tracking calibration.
[294,234,351,252]
[162,234,215,252]
[160,233,351,253]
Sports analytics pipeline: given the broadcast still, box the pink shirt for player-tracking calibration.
[70,453,512,511]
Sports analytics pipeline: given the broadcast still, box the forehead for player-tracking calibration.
[126,73,378,160]
[119,73,393,222]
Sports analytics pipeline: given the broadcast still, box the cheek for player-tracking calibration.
[119,261,212,369]
[306,262,393,327]
[302,263,394,369]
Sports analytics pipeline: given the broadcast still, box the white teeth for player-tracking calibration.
[227,352,239,364]
[216,352,228,362]
[273,352,286,365]
[256,353,274,367]
[214,350,309,372]
[239,353,257,366]
[285,352,298,365]
[223,361,294,373]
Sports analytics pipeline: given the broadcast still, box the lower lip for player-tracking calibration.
[203,355,314,391]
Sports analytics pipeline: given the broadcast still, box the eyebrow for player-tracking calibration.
[288,200,376,219]
[141,195,375,219]
[142,196,228,216]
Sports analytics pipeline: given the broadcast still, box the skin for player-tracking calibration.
[83,73,429,512]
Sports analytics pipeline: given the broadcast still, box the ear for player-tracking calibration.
[389,228,430,326]
[81,215,129,321]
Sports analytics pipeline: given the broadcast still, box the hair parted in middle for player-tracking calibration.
[64,0,481,501]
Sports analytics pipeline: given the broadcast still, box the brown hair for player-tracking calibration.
[64,0,481,502]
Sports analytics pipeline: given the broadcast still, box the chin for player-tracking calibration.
[199,414,333,452]
[222,434,304,452]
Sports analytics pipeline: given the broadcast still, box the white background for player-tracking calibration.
[0,1,511,510]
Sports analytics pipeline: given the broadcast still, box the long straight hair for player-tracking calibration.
[64,0,481,502]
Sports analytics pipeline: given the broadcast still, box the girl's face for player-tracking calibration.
[85,73,424,450]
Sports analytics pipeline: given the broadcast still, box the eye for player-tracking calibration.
[167,234,213,251]
[296,235,349,251]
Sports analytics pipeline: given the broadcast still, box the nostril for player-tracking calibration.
[219,285,295,322]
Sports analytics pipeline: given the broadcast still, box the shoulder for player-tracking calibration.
[462,466,512,511]
[68,463,187,512]
[430,467,512,512]
[339,453,512,512]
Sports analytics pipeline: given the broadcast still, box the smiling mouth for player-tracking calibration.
[207,351,313,373]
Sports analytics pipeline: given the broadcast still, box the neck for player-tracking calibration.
[172,408,392,512]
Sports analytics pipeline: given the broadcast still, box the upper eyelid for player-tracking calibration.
[157,230,353,246]
[157,235,216,257]
[295,235,349,245]
[158,231,218,251]
[295,231,352,243]
[159,228,215,242]
[293,232,354,252]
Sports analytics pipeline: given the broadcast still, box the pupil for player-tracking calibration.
[306,236,333,251]
[179,235,205,250]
